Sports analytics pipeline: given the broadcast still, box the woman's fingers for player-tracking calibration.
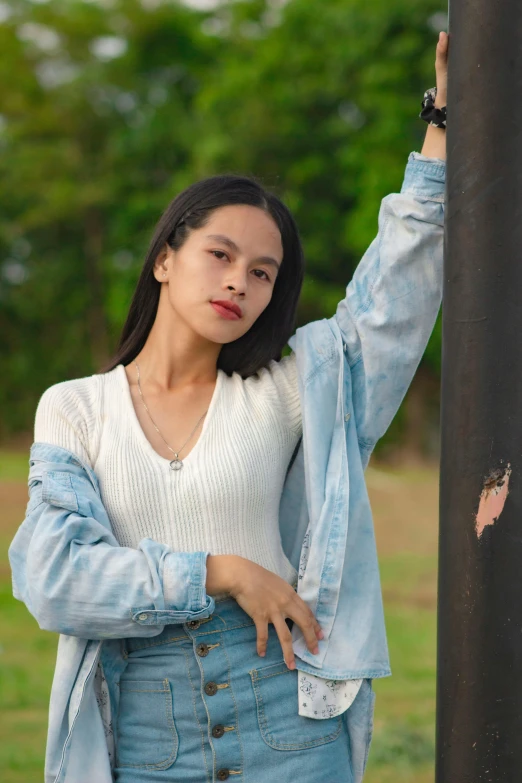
[294,593,324,639]
[254,618,269,658]
[254,601,323,670]
[437,31,449,53]
[298,614,321,655]
[435,31,449,106]
[237,569,325,666]
[272,615,297,669]
[436,32,449,73]
[303,612,324,639]
[274,605,322,669]
[287,600,322,656]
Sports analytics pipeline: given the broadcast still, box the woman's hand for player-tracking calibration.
[435,31,449,108]
[421,31,449,160]
[206,554,323,670]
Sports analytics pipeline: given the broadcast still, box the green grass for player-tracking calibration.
[0,583,57,783]
[0,451,29,482]
[0,457,439,783]
[367,580,436,782]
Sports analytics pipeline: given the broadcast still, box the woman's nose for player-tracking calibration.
[223,271,247,296]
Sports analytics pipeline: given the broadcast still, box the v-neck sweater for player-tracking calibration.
[34,356,302,591]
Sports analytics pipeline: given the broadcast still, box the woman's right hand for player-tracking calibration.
[206,554,324,670]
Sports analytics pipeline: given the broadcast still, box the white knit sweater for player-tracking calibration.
[34,356,302,590]
[34,354,361,719]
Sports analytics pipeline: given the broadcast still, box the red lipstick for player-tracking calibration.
[211,300,242,320]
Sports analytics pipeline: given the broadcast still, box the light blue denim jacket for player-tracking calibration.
[8,151,445,783]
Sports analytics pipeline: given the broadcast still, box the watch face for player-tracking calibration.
[421,88,437,110]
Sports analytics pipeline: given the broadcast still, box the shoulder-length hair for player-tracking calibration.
[101,174,305,378]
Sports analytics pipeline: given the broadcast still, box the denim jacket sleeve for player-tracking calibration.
[8,444,216,639]
[335,151,445,459]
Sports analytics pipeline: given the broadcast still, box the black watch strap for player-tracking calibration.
[420,86,447,129]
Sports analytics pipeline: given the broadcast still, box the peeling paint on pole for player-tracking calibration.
[475,465,512,538]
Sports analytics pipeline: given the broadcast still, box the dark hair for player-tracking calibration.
[101,174,305,378]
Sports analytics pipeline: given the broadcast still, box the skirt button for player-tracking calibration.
[204,681,218,696]
[217,770,230,781]
[187,620,201,630]
[196,643,209,657]
[212,724,225,739]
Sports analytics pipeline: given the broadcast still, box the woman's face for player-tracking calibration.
[155,204,283,345]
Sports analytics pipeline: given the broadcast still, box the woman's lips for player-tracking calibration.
[210,302,242,320]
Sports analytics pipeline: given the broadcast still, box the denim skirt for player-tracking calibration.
[113,598,360,783]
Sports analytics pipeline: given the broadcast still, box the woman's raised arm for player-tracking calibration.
[334,33,448,463]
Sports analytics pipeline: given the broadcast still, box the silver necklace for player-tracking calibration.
[134,360,208,471]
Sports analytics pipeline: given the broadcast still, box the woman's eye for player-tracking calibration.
[253,269,270,281]
[211,250,228,260]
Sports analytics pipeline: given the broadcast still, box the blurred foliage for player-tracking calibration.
[0,0,446,443]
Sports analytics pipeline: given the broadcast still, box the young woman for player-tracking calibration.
[9,33,448,783]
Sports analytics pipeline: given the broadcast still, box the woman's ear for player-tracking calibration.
[152,244,171,282]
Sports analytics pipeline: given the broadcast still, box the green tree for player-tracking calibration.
[0,0,219,432]
[0,0,446,454]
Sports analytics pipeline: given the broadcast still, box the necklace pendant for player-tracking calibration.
[170,458,183,471]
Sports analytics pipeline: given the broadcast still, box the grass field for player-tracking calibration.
[0,449,439,783]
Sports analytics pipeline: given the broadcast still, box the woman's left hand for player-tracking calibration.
[435,31,449,108]
[421,31,448,159]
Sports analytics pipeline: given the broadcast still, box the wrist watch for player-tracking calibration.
[420,86,447,129]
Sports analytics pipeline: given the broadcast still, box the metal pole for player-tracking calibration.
[437,1,522,780]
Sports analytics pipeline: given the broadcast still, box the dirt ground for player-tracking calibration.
[366,465,439,556]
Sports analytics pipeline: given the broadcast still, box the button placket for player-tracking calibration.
[191,630,243,780]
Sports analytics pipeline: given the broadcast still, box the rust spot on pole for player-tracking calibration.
[475,464,512,538]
